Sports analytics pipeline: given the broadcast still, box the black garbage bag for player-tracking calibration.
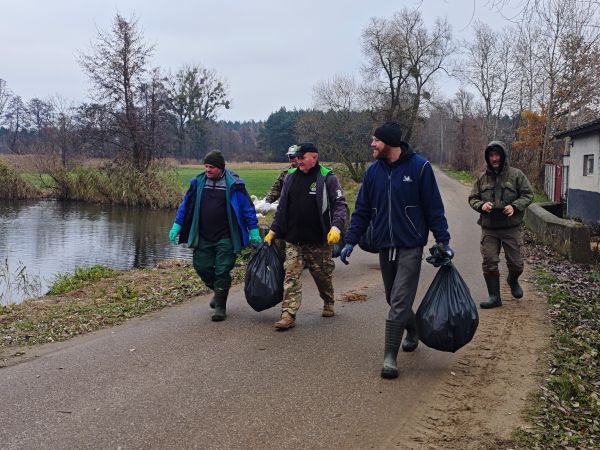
[244,243,285,312]
[416,262,479,352]
[358,223,378,254]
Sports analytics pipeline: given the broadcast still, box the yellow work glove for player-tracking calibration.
[327,226,341,245]
[264,230,275,246]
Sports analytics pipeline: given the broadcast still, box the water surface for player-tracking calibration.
[0,199,192,303]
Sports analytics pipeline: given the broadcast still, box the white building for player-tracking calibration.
[555,118,600,225]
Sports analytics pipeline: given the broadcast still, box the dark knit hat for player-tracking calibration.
[203,150,225,169]
[373,122,403,147]
[297,142,318,154]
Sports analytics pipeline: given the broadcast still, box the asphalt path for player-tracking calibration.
[0,168,487,449]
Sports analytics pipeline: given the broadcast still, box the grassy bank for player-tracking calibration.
[0,256,249,353]
[0,160,42,199]
[513,230,599,448]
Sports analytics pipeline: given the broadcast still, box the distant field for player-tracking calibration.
[176,163,288,198]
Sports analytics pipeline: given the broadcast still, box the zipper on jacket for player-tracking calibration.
[388,170,394,251]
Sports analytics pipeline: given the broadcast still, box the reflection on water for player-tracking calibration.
[0,199,192,303]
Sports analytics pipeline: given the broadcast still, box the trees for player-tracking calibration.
[361,8,454,142]
[304,74,373,182]
[257,107,301,161]
[165,64,231,160]
[77,13,155,170]
[457,22,516,142]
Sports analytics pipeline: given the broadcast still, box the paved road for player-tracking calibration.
[0,169,486,449]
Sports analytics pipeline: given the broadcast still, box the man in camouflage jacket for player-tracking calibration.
[468,141,533,309]
[264,145,300,204]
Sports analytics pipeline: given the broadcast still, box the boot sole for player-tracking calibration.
[480,302,502,309]
[274,323,295,330]
[381,368,399,379]
[402,342,418,352]
[211,314,226,321]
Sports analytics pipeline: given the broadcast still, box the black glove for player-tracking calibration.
[426,243,454,267]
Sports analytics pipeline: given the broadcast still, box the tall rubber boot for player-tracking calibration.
[507,271,523,299]
[480,276,502,309]
[402,311,419,352]
[211,288,228,322]
[381,320,404,379]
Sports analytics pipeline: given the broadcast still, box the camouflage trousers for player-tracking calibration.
[281,243,335,317]
[480,226,524,276]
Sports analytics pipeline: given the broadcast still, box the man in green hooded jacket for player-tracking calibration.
[468,141,533,309]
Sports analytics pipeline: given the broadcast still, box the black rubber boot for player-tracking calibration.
[402,311,419,352]
[507,271,523,299]
[381,320,404,379]
[211,288,228,321]
[480,276,502,309]
[209,293,216,309]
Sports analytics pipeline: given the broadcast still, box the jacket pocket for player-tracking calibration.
[480,183,495,204]
[502,181,518,204]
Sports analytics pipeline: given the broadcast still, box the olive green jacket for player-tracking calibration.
[468,142,533,229]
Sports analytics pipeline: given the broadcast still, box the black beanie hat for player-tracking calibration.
[373,122,403,147]
[204,150,225,170]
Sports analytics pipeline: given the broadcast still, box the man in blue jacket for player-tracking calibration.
[168,150,262,322]
[340,123,453,379]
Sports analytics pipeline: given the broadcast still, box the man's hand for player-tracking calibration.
[482,202,493,213]
[264,230,275,246]
[442,243,454,262]
[327,226,341,245]
[340,244,354,265]
[426,243,454,267]
[503,204,515,216]
[249,228,262,247]
[169,223,182,244]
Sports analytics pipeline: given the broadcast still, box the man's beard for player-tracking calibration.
[375,145,390,160]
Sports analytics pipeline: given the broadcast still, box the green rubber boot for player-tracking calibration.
[480,275,502,309]
[507,271,523,299]
[211,288,228,322]
[401,311,419,352]
[381,319,404,379]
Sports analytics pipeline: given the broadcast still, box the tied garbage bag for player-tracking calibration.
[358,223,378,254]
[244,243,285,312]
[416,263,479,352]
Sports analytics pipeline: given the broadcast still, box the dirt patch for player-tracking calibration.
[394,264,551,449]
[339,289,368,302]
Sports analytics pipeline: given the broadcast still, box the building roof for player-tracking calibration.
[554,117,600,139]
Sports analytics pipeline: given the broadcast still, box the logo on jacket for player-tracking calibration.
[403,175,413,182]
[309,182,317,194]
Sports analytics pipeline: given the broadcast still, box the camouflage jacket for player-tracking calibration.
[468,142,533,229]
[264,168,289,203]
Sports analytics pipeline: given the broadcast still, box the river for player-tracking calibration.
[0,199,193,304]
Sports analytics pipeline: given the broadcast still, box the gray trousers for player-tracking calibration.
[480,226,524,276]
[379,247,423,323]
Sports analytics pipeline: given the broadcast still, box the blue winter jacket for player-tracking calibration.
[174,170,258,254]
[344,143,450,250]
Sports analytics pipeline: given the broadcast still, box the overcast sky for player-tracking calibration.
[0,0,516,122]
